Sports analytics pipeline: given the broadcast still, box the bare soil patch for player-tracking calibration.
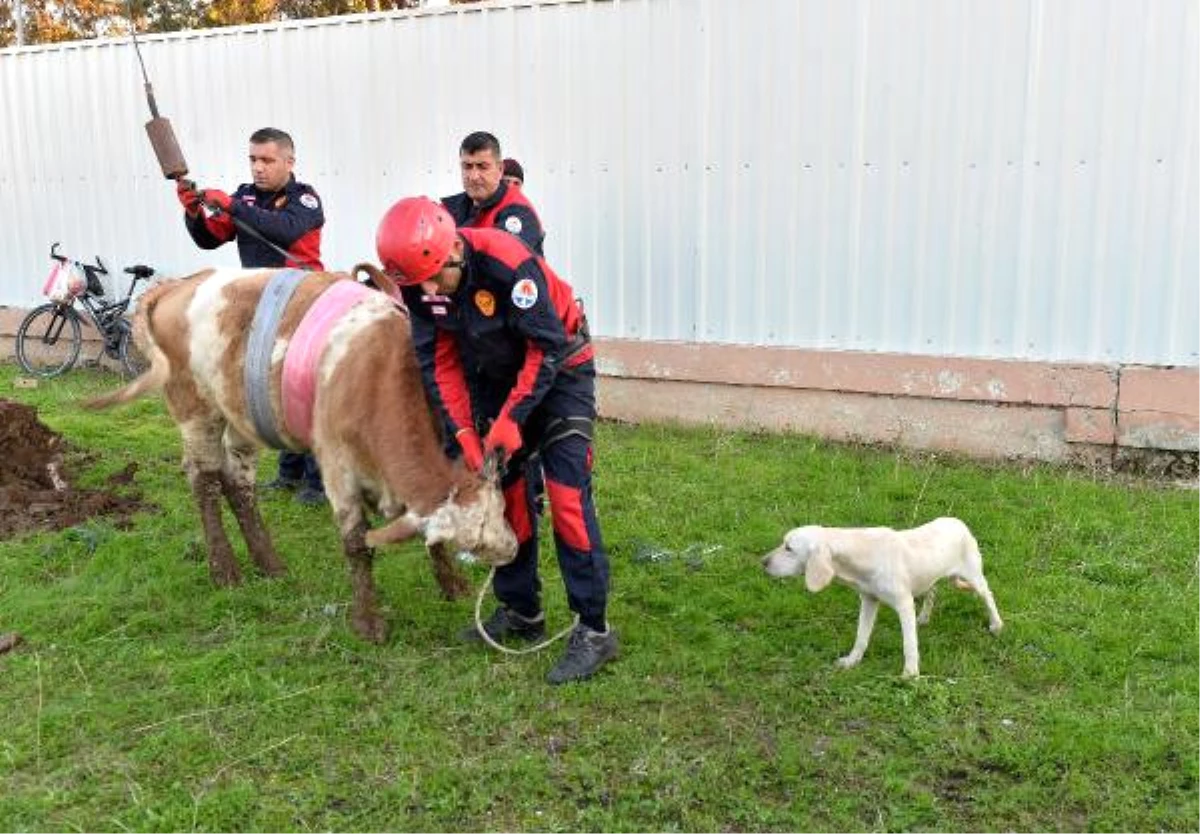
[0,398,148,539]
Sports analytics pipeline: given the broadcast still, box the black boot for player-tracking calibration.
[460,606,546,645]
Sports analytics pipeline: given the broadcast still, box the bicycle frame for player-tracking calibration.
[50,243,142,353]
[16,243,156,379]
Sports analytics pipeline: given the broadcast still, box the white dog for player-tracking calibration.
[762,517,1003,678]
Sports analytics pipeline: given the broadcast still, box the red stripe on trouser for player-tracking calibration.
[545,477,591,552]
[503,478,533,543]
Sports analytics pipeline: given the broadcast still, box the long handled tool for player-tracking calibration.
[126,0,188,180]
[124,2,315,269]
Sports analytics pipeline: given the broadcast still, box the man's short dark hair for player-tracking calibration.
[460,131,502,158]
[250,127,295,156]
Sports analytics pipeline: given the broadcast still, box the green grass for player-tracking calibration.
[0,364,1196,832]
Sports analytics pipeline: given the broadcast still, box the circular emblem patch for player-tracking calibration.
[474,290,496,317]
[300,193,320,210]
[511,278,539,309]
[504,215,523,235]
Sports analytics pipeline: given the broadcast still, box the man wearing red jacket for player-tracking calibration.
[377,196,616,685]
[175,127,326,506]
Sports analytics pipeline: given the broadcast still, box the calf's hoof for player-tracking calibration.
[351,612,389,644]
[258,559,288,579]
[209,563,243,587]
[438,574,471,601]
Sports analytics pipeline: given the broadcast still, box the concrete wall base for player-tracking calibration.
[595,339,1199,479]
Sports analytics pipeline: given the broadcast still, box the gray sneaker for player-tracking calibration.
[546,623,618,685]
[461,606,546,645]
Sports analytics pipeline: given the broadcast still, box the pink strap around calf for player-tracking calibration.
[281,280,376,447]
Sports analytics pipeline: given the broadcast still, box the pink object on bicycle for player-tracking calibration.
[42,262,85,303]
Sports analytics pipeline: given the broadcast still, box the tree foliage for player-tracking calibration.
[0,0,449,47]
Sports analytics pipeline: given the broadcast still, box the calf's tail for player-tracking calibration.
[83,279,178,410]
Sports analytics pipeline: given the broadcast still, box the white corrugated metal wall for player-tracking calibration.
[0,0,1196,364]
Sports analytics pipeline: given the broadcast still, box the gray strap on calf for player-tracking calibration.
[245,269,305,449]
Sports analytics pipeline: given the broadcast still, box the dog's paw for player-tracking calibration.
[989,619,1004,635]
[835,656,860,670]
[902,667,920,679]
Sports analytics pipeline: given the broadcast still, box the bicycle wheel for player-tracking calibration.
[116,321,148,378]
[15,302,82,377]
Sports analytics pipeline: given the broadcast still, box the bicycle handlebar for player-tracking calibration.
[49,241,107,273]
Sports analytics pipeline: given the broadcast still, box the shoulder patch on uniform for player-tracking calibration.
[300,193,320,210]
[511,278,538,309]
[504,215,523,235]
[474,290,496,317]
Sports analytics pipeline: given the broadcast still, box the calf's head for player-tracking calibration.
[365,455,517,566]
[424,468,517,566]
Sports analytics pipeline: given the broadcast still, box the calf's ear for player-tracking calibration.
[365,513,423,548]
[805,541,836,592]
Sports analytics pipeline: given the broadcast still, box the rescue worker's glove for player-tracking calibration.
[201,189,234,213]
[483,415,523,463]
[176,180,204,216]
[455,427,485,472]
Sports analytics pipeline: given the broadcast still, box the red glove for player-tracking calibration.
[176,180,203,216]
[483,415,523,462]
[201,189,233,213]
[455,427,484,472]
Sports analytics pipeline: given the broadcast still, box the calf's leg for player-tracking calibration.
[179,417,242,586]
[188,467,241,587]
[427,541,470,600]
[219,432,286,577]
[341,518,388,643]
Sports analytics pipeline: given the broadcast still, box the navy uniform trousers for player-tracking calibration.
[474,361,609,630]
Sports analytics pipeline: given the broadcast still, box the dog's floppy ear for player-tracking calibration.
[805,539,836,592]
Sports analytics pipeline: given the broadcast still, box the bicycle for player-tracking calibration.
[15,242,156,379]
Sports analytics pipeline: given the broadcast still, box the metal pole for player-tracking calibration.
[15,0,25,46]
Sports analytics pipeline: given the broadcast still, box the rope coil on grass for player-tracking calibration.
[473,565,578,655]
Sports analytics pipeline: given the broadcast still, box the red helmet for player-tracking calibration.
[375,196,457,285]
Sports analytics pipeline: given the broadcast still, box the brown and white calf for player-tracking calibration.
[87,266,517,643]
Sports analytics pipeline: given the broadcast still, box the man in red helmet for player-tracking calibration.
[376,196,615,685]
[442,132,545,255]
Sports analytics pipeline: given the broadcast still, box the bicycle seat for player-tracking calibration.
[125,265,155,280]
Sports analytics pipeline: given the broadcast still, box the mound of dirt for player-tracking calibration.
[0,399,149,539]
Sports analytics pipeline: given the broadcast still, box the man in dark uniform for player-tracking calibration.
[376,196,616,685]
[443,135,549,519]
[442,131,545,255]
[175,127,327,506]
